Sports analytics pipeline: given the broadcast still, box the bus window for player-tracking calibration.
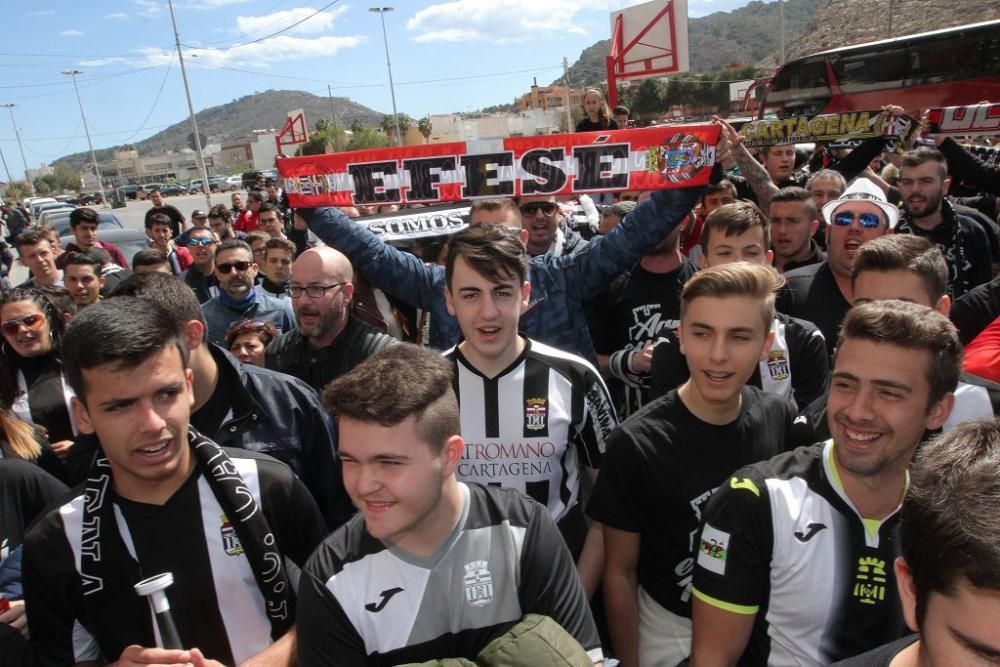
[764,57,831,117]
[905,35,970,85]
[980,33,1000,76]
[833,48,907,92]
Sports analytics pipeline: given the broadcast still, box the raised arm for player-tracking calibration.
[298,208,444,310]
[713,117,778,213]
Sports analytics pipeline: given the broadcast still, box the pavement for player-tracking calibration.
[105,190,248,231]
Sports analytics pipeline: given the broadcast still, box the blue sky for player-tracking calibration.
[2,0,760,171]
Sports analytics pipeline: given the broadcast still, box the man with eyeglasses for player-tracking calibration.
[777,178,897,357]
[266,246,395,393]
[519,196,586,257]
[183,226,220,303]
[258,203,288,240]
[201,239,294,345]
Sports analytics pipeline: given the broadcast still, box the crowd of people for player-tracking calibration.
[0,96,999,667]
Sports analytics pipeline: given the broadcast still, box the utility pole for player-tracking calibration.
[61,71,106,206]
[327,84,340,150]
[370,7,402,146]
[563,57,573,133]
[0,104,34,197]
[887,0,894,38]
[779,0,786,65]
[0,147,14,195]
[168,0,212,210]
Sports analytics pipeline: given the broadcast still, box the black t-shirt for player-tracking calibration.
[588,258,698,417]
[23,449,326,666]
[586,387,811,617]
[144,204,185,238]
[575,118,619,132]
[648,313,829,410]
[190,362,239,437]
[832,635,919,667]
[6,351,76,444]
[950,276,1000,345]
[776,261,850,358]
[0,458,68,574]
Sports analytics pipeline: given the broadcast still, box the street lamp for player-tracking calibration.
[61,70,107,206]
[0,104,34,198]
[168,0,212,209]
[369,7,402,146]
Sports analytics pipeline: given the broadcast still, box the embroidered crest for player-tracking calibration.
[220,514,244,556]
[525,398,547,431]
[463,560,494,607]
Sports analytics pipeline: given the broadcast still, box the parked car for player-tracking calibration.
[52,211,123,237]
[37,205,76,228]
[225,175,243,190]
[29,198,58,218]
[160,183,186,196]
[142,183,163,197]
[34,202,74,222]
[117,185,142,201]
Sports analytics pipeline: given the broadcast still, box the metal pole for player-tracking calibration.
[168,0,212,211]
[887,0,894,38]
[370,7,402,146]
[563,57,572,133]
[0,105,34,197]
[328,84,339,150]
[61,71,106,207]
[0,146,14,195]
[779,0,786,65]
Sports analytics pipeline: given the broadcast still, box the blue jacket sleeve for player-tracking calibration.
[561,185,703,302]
[301,207,444,310]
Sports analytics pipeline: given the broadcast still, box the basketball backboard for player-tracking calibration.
[607,0,689,106]
[276,109,309,154]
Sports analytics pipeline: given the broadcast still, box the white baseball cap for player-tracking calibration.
[821,177,900,230]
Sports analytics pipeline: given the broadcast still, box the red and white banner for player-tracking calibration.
[927,103,1000,137]
[276,125,720,208]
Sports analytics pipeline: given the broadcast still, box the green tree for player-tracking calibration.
[417,116,433,143]
[348,127,390,151]
[380,114,412,144]
[315,118,330,133]
[631,78,667,117]
[4,181,30,202]
[53,163,82,192]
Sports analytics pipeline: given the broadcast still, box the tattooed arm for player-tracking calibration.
[713,117,779,214]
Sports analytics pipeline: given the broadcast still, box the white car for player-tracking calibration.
[225,175,243,190]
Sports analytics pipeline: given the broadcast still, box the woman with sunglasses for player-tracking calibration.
[0,288,78,475]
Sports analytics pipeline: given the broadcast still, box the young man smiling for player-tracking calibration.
[441,224,616,599]
[297,345,602,665]
[22,297,325,666]
[62,250,105,309]
[589,262,809,667]
[690,300,960,666]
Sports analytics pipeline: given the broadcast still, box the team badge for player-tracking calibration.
[463,560,494,607]
[525,398,547,431]
[220,514,244,556]
[852,556,887,605]
[766,350,790,381]
[696,524,731,575]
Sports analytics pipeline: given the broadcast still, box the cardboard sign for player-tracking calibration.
[276,125,720,208]
[927,103,1000,137]
[739,110,914,148]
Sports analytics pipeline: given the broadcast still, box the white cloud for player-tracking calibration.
[140,33,365,68]
[407,0,618,43]
[28,10,56,16]
[235,6,348,38]
[104,13,129,19]
[60,29,86,37]
[133,0,162,16]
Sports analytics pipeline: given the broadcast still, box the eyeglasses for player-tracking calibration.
[1,313,45,337]
[832,211,883,229]
[217,260,253,274]
[287,283,347,298]
[519,201,558,217]
[187,237,216,247]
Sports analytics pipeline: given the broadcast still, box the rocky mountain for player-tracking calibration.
[555,0,825,88]
[786,0,1000,59]
[56,89,383,171]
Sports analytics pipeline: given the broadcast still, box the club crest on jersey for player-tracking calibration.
[463,560,494,607]
[852,556,887,605]
[696,524,730,575]
[220,514,244,557]
[766,350,790,381]
[525,398,547,431]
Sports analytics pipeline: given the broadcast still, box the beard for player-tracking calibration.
[296,303,346,342]
[906,191,943,219]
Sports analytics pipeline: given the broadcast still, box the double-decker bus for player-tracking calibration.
[745,20,1000,118]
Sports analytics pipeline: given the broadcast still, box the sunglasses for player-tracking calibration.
[187,237,216,247]
[1,313,45,337]
[833,211,883,229]
[217,261,253,274]
[519,201,558,217]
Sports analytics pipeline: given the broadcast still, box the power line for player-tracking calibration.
[118,53,176,144]
[179,0,344,51]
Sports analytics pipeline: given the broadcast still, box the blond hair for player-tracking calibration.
[681,262,785,330]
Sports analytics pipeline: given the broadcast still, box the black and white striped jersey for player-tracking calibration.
[296,483,602,666]
[692,441,907,666]
[443,338,617,553]
[23,450,326,666]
